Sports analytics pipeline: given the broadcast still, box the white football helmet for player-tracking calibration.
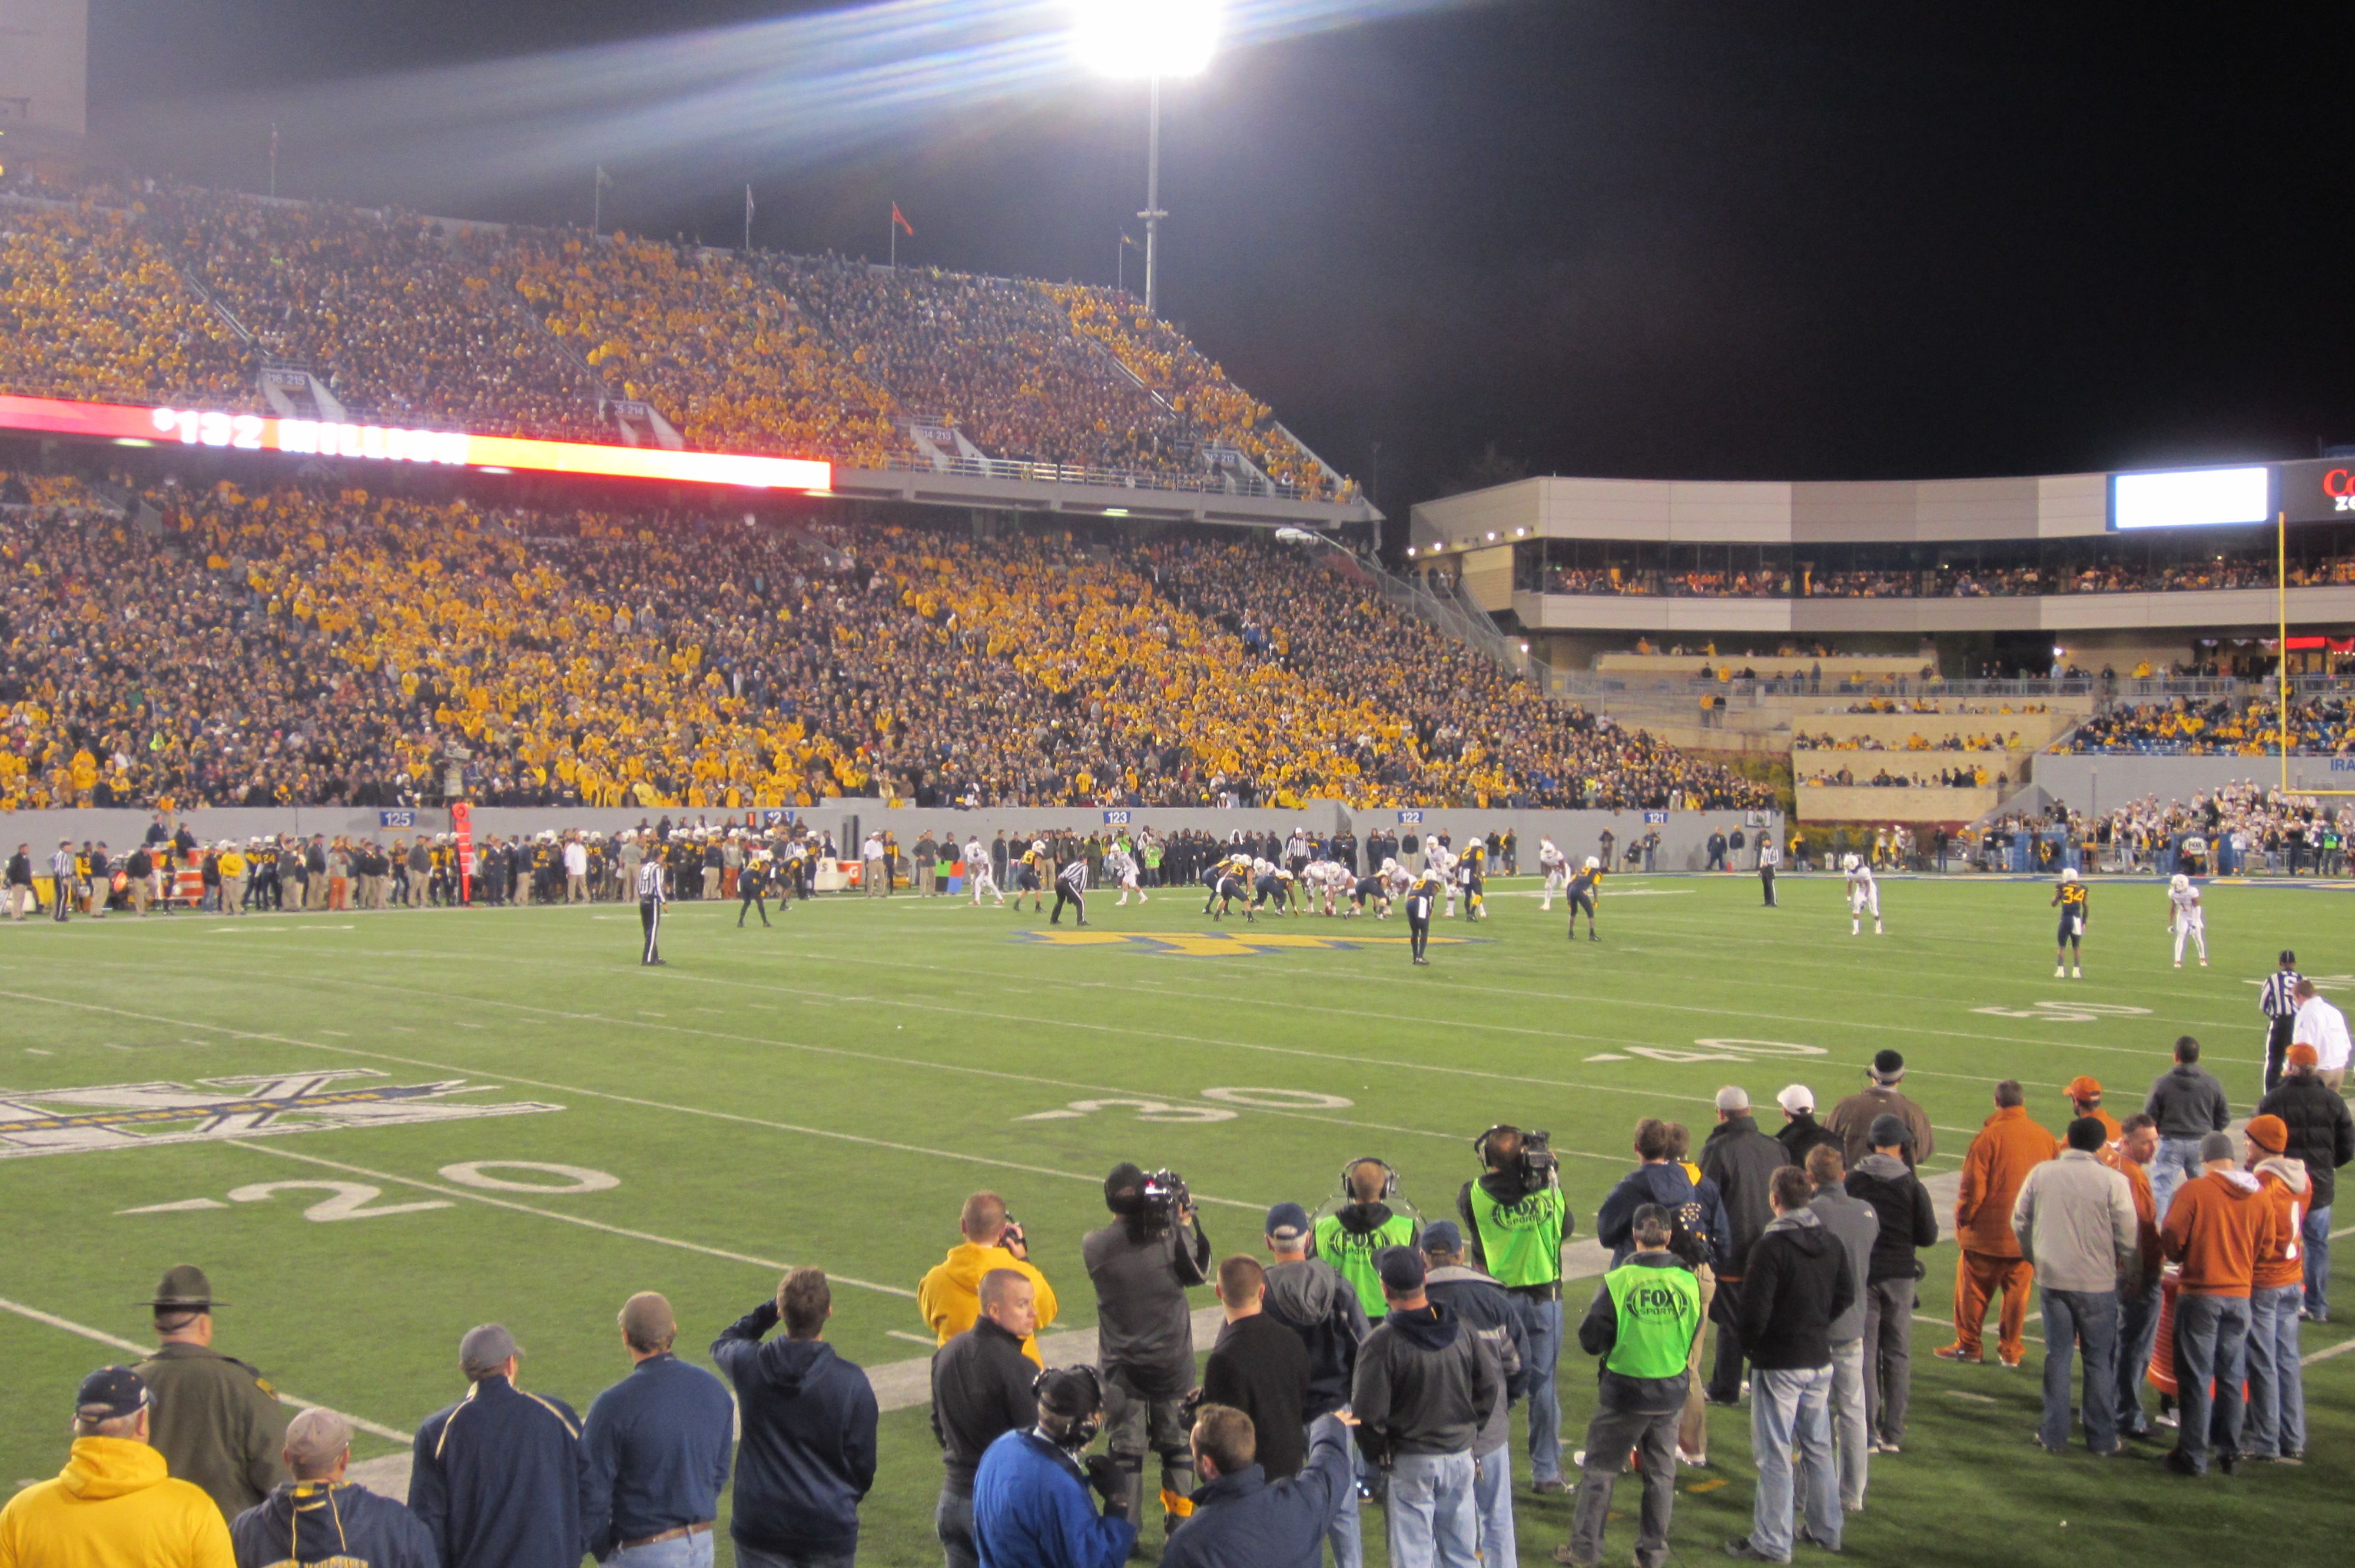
[1031,839,1046,853]
[1842,853,1860,872]
[1584,856,1600,871]
[1381,857,1398,875]
[2060,867,2079,883]
[2170,872,2190,893]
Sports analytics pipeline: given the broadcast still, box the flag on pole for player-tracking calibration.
[595,165,615,190]
[892,202,915,238]
[1120,232,1138,249]
[745,184,756,220]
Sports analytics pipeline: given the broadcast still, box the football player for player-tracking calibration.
[2051,866,2089,978]
[1844,852,1882,936]
[1564,855,1601,942]
[1537,836,1569,911]
[2167,871,2205,969]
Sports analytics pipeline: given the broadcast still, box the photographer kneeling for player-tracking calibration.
[1084,1162,1213,1544]
[972,1367,1135,1568]
[1457,1125,1573,1493]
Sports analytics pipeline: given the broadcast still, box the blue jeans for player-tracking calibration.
[2303,1203,2333,1320]
[1315,1423,1361,1568]
[2114,1277,2162,1436]
[935,1484,976,1568]
[2038,1287,2120,1453]
[2171,1291,2251,1474]
[2245,1282,2306,1458]
[2151,1137,2205,1222]
[610,1533,712,1568]
[1385,1450,1478,1568]
[1523,1294,1564,1483]
[1471,1448,1515,1567]
[1750,1365,1839,1560]
[737,1544,856,1568]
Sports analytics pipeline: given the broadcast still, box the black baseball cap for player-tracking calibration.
[76,1367,151,1421]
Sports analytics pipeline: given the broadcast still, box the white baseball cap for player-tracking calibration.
[1777,1084,1815,1114]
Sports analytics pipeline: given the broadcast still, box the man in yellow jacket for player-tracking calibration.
[0,1366,234,1568]
[917,1192,1060,1364]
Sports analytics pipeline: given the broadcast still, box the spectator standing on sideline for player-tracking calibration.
[1725,1168,1854,1563]
[2291,978,2351,1093]
[2160,1132,2277,1477]
[1419,1222,1528,1568]
[1552,1204,1700,1568]
[1844,1116,1936,1453]
[2009,1119,2137,1455]
[1158,1408,1356,1568]
[931,1271,1041,1568]
[1202,1257,1313,1481]
[1259,1203,1368,1568]
[1824,1052,1936,1171]
[1083,1163,1212,1537]
[0,1368,233,1568]
[1454,1125,1569,1494]
[2064,1077,2122,1153]
[1757,833,1780,906]
[1773,1087,1839,1167]
[2111,1115,2167,1441]
[1349,1248,1498,1568]
[2256,1043,2354,1321]
[713,1270,880,1568]
[230,1408,435,1568]
[2144,1036,2228,1220]
[1938,1081,2057,1368]
[409,1326,590,1568]
[970,1367,1135,1568]
[581,1294,735,1568]
[2259,951,2304,1092]
[132,1265,289,1522]
[1699,1088,1785,1407]
[920,1193,1060,1364]
[1800,1145,1877,1513]
[2242,1115,2312,1464]
[1663,1124,1729,1466]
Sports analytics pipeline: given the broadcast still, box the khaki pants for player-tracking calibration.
[8,885,32,919]
[220,873,247,912]
[131,881,152,915]
[568,873,588,903]
[1680,1262,1717,1459]
[701,867,721,900]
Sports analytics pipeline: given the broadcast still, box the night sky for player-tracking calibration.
[81,1,2355,513]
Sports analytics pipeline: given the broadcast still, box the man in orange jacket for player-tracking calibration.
[2160,1131,2280,1476]
[1937,1081,2058,1367]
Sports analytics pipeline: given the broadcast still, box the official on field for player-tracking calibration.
[637,853,667,966]
[409,1325,591,1568]
[132,1265,290,1521]
[2260,952,2303,1093]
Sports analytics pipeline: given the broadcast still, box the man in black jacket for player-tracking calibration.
[1083,1164,1211,1538]
[2257,1045,2355,1321]
[2145,1036,2230,1221]
[1773,1087,1840,1168]
[712,1269,879,1568]
[1351,1248,1499,1568]
[933,1270,1040,1568]
[1726,1169,1855,1563]
[1844,1115,1939,1452]
[1259,1203,1366,1567]
[1202,1257,1312,1480]
[408,1326,590,1568]
[1421,1223,1528,1568]
[1700,1087,1786,1406]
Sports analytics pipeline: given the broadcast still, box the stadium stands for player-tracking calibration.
[1544,552,2355,599]
[2057,695,2354,755]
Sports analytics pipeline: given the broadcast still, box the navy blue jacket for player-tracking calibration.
[408,1375,590,1568]
[1159,1419,1354,1568]
[971,1428,1135,1568]
[712,1304,879,1557]
[1597,1161,1731,1270]
[581,1353,737,1556]
[231,1481,436,1568]
[1261,1258,1368,1419]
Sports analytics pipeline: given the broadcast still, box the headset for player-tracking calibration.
[1030,1363,1106,1452]
[1336,1155,1401,1203]
[1472,1124,1522,1167]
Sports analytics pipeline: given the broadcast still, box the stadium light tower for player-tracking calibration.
[1074,0,1219,314]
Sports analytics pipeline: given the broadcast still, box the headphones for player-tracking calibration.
[1472,1125,1521,1166]
[1031,1364,1106,1452]
[1337,1155,1401,1202]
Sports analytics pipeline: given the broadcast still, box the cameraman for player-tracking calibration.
[1457,1126,1573,1494]
[1083,1162,1212,1542]
[921,1193,1061,1364]
[971,1367,1136,1568]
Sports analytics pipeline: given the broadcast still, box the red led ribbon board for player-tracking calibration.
[0,394,831,492]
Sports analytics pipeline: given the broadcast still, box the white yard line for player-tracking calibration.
[0,1294,414,1443]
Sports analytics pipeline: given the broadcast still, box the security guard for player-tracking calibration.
[1457,1127,1573,1494]
[132,1264,290,1519]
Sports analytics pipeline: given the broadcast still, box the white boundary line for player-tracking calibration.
[0,1294,414,1443]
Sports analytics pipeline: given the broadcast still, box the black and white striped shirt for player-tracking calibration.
[2261,968,2304,1020]
[636,861,666,901]
[1058,861,1087,893]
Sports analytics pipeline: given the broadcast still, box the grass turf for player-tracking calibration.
[1,870,2349,1567]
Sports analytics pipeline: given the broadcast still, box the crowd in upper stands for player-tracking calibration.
[0,474,1764,813]
[1546,551,2355,599]
[2059,695,2354,756]
[1794,729,2029,752]
[0,174,1345,498]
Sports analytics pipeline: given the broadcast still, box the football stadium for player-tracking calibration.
[1,6,2351,1568]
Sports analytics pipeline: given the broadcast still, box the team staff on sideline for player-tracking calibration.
[637,849,668,966]
[1939,1081,2057,1370]
[0,1368,234,1568]
[1554,1204,1701,1568]
[713,1269,879,1568]
[1456,1125,1570,1494]
[230,1408,436,1568]
[932,1270,1042,1568]
[1351,1247,1501,1568]
[921,1193,1060,1364]
[2255,1043,2354,1322]
[2259,952,2304,1092]
[581,1294,735,1568]
[132,1265,289,1522]
[1843,1117,1937,1453]
[2145,1037,2230,1221]
[409,1326,589,1568]
[2009,1118,2137,1456]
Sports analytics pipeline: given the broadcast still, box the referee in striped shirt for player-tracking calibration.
[637,853,668,966]
[2261,949,2303,1091]
[1049,856,1089,927]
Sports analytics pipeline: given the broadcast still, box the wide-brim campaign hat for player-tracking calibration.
[137,1264,221,1309]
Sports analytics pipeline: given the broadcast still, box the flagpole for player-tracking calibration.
[744,185,753,253]
[593,171,602,237]
[890,206,897,270]
[268,124,278,198]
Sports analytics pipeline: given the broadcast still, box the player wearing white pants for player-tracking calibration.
[963,838,1003,906]
[1109,846,1146,905]
[2168,872,2207,967]
[1427,842,1458,918]
[1537,838,1568,910]
[1843,854,1881,935]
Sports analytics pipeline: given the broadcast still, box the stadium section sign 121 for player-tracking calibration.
[0,394,830,493]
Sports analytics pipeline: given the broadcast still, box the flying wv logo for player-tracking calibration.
[0,1071,561,1158]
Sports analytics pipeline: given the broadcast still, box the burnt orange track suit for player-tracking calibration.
[1949,1105,2059,1363]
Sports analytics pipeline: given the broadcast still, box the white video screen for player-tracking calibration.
[2109,466,2271,530]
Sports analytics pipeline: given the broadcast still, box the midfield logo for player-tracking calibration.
[0,1071,562,1158]
[1015,929,1488,958]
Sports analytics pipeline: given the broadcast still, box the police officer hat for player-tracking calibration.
[138,1263,221,1310]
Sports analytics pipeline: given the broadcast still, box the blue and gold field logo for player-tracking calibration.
[1014,928,1487,958]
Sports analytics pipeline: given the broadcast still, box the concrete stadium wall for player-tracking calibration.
[1795,785,1999,823]
[2032,755,2355,812]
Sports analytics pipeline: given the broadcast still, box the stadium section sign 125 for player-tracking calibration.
[0,394,831,493]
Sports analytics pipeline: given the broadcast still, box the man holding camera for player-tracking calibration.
[971,1367,1136,1568]
[1456,1126,1571,1494]
[1084,1163,1212,1541]
[921,1194,1060,1366]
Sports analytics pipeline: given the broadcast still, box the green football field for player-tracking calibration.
[2,871,2349,1567]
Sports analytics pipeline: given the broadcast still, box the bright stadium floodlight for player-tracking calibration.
[1076,1,1220,313]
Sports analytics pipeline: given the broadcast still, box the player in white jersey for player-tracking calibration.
[2167,872,2207,968]
[1843,852,1882,936]
[963,837,1003,906]
[1538,837,1568,910]
[1425,840,1459,917]
[1108,844,1146,905]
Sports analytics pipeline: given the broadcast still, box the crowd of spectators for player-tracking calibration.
[2059,695,2354,755]
[1547,553,2355,599]
[1798,763,2003,790]
[0,476,1757,812]
[1795,729,2028,752]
